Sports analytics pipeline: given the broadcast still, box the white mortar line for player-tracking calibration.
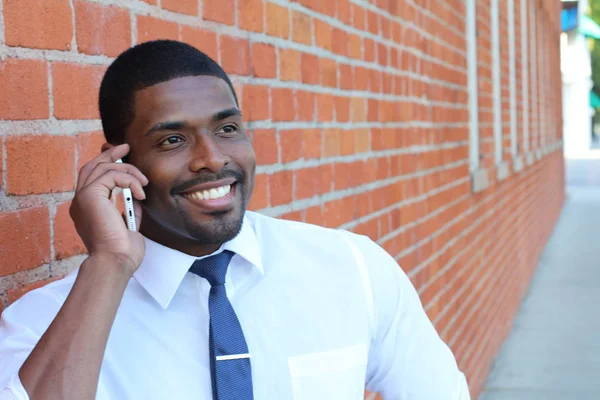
[69,0,78,52]
[0,0,5,45]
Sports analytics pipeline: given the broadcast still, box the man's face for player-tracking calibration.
[125,75,255,255]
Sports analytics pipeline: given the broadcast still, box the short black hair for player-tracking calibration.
[99,39,238,145]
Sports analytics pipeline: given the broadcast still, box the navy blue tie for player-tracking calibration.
[190,251,254,400]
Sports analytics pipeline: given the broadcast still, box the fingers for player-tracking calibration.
[121,199,143,231]
[133,201,143,231]
[77,144,131,190]
[85,170,147,201]
[79,161,149,192]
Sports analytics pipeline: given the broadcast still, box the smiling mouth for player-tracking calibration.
[181,184,232,201]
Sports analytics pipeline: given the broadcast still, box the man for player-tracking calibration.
[0,40,469,399]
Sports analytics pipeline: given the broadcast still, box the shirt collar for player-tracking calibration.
[133,214,263,309]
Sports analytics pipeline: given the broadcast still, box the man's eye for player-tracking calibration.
[217,124,239,135]
[159,136,183,146]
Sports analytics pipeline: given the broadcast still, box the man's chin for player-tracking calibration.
[184,211,245,245]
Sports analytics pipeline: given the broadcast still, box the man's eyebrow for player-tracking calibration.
[144,121,187,137]
[213,107,242,122]
[143,108,241,137]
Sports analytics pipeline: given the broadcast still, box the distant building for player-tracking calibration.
[561,0,600,155]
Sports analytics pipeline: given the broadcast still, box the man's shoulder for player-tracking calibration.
[5,271,78,311]
[0,271,78,332]
[246,211,345,240]
[245,211,379,255]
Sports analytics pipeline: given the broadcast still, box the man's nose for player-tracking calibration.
[188,134,230,173]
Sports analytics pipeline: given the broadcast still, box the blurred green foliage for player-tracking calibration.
[589,0,600,96]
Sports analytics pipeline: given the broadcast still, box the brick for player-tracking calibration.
[266,3,290,39]
[323,129,340,157]
[7,277,60,305]
[203,0,235,25]
[368,99,380,121]
[180,26,219,62]
[304,206,323,225]
[74,1,130,57]
[378,43,389,66]
[367,10,380,35]
[76,131,106,170]
[239,0,264,32]
[303,129,322,160]
[354,219,378,239]
[4,0,73,50]
[364,38,376,62]
[163,0,198,15]
[335,96,351,122]
[220,36,251,76]
[292,11,313,45]
[314,0,336,17]
[338,0,351,24]
[295,165,332,200]
[279,48,301,82]
[351,98,367,122]
[354,66,370,91]
[349,34,362,59]
[7,135,76,195]
[136,15,179,43]
[252,129,278,165]
[301,53,320,85]
[322,197,353,227]
[54,201,86,260]
[52,63,105,120]
[355,128,370,153]
[370,70,382,93]
[353,5,366,30]
[319,58,338,88]
[248,174,268,210]
[0,141,3,191]
[268,170,294,206]
[339,64,353,90]
[314,19,332,51]
[271,88,295,121]
[317,93,335,122]
[0,59,49,120]
[340,130,355,155]
[242,85,270,122]
[296,90,316,121]
[332,28,349,56]
[0,207,50,277]
[251,43,277,78]
[280,210,303,222]
[280,130,304,163]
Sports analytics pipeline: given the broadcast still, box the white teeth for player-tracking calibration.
[184,185,231,201]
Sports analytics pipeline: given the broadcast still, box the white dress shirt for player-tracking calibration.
[0,211,469,399]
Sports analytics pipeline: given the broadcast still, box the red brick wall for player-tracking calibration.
[0,0,564,398]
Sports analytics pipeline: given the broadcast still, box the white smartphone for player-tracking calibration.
[115,159,137,231]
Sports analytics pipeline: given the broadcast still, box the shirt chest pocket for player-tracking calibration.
[287,344,368,400]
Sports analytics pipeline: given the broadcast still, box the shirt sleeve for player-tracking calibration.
[0,286,65,399]
[344,232,470,400]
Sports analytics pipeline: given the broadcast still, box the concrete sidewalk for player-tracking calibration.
[480,155,600,400]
